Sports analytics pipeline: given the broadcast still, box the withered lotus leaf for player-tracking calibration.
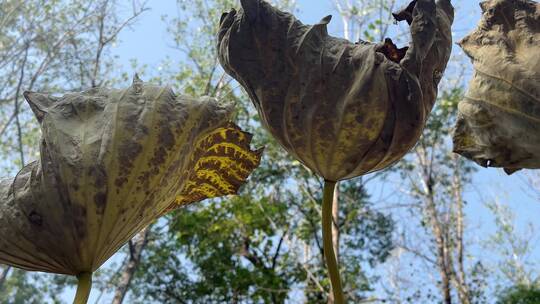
[0,76,262,276]
[218,0,454,181]
[453,0,540,174]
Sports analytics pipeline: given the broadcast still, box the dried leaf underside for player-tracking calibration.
[218,0,454,181]
[453,0,540,174]
[0,78,261,275]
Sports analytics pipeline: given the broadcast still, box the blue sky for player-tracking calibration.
[58,0,540,302]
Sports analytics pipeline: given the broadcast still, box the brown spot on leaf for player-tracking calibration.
[94,192,107,214]
[0,80,261,276]
[28,211,43,226]
[158,126,175,150]
[116,141,143,188]
[72,204,87,240]
[88,166,107,188]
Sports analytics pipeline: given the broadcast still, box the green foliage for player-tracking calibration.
[0,0,147,174]
[0,268,68,304]
[131,195,301,303]
[129,178,394,303]
[0,0,531,302]
[484,200,539,291]
[497,285,540,304]
[118,2,396,302]
[0,0,147,300]
[6,1,516,303]
[0,269,43,304]
[382,84,487,303]
[303,180,395,302]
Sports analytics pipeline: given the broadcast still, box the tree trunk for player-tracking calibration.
[428,201,453,304]
[0,265,11,291]
[111,227,150,304]
[424,177,453,304]
[451,156,471,304]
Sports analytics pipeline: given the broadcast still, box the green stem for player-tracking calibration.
[322,180,345,303]
[73,272,92,304]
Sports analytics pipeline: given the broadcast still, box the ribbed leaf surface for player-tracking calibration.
[0,78,261,275]
[218,0,454,181]
[453,0,540,174]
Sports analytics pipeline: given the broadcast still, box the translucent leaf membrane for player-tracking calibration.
[164,122,262,212]
[453,0,540,174]
[217,0,454,181]
[0,77,261,275]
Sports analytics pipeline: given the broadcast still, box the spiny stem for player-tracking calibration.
[73,272,92,304]
[322,180,345,303]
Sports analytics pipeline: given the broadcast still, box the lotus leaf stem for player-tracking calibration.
[322,180,344,303]
[73,272,92,304]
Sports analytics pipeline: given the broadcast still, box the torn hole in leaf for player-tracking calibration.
[376,38,409,63]
[375,0,417,64]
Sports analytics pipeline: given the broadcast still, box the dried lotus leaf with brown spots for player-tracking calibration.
[217,0,454,181]
[161,122,262,214]
[452,0,540,174]
[0,76,261,276]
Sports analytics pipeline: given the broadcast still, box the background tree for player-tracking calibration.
[0,0,147,301]
[0,0,538,303]
[483,199,540,293]
[329,1,484,303]
[107,1,395,303]
[392,88,479,304]
[496,285,540,304]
